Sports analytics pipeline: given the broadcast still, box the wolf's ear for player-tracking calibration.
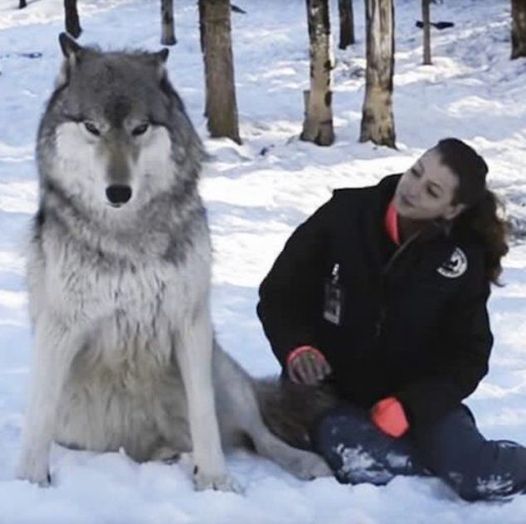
[153,49,169,82]
[56,33,83,88]
[59,33,83,61]
[154,48,169,64]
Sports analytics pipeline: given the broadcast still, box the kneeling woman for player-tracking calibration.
[257,138,526,501]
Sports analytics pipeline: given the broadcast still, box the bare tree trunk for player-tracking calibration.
[64,0,82,39]
[422,0,431,65]
[301,0,335,147]
[161,0,177,46]
[199,0,206,53]
[511,0,526,59]
[200,0,241,144]
[19,0,27,9]
[359,0,396,148]
[338,0,355,49]
[198,0,208,117]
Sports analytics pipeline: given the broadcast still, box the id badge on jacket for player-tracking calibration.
[323,263,345,326]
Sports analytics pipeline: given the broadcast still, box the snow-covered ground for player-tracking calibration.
[1,0,526,522]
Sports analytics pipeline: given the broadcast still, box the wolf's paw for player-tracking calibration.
[16,454,52,486]
[193,469,243,493]
[304,455,333,479]
[151,445,181,464]
[285,450,333,480]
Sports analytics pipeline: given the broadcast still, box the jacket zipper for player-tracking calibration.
[374,229,424,339]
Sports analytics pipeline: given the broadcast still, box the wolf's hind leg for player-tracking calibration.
[214,350,331,480]
[239,394,332,479]
[251,426,332,480]
[150,445,182,463]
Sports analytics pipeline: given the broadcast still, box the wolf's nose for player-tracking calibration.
[106,185,132,205]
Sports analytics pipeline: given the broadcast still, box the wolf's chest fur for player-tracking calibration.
[30,221,211,374]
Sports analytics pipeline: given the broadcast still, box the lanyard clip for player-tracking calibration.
[331,263,340,284]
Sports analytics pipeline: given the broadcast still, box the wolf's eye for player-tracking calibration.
[84,122,101,136]
[132,123,149,137]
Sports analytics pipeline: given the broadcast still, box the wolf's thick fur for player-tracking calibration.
[17,34,332,491]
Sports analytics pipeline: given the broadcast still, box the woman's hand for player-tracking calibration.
[371,397,409,438]
[286,346,332,385]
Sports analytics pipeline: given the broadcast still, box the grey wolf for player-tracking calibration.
[17,33,331,491]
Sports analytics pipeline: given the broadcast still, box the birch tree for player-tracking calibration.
[161,0,177,46]
[359,0,396,148]
[301,0,335,147]
[511,0,526,59]
[64,0,82,38]
[338,0,355,49]
[422,0,431,65]
[199,0,241,144]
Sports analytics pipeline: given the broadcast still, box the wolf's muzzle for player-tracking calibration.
[106,185,132,205]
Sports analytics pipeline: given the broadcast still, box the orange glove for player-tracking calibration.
[371,397,409,438]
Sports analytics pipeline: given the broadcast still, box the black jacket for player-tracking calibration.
[257,175,493,426]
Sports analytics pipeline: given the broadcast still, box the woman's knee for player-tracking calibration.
[312,404,422,485]
[312,406,369,457]
[312,406,390,484]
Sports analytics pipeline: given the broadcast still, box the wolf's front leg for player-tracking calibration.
[175,306,239,493]
[17,316,83,485]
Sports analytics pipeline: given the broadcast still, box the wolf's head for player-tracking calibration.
[37,33,203,218]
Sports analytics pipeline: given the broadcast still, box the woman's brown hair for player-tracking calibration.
[436,138,509,284]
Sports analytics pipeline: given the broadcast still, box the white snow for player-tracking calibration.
[1,0,526,522]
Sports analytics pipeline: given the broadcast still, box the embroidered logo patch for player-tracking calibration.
[437,247,468,278]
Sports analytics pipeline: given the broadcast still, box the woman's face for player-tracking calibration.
[394,149,465,221]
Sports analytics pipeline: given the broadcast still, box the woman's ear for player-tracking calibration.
[443,202,466,221]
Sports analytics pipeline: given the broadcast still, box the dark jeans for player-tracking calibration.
[312,404,526,501]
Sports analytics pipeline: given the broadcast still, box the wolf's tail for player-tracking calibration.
[253,377,338,451]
